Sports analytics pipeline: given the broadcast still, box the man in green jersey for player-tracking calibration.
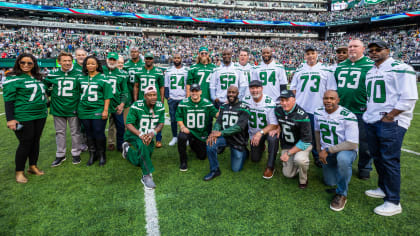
[45,52,82,166]
[186,46,216,100]
[335,39,374,180]
[103,52,129,152]
[73,48,87,75]
[122,86,165,190]
[123,47,144,123]
[176,84,219,171]
[133,52,165,148]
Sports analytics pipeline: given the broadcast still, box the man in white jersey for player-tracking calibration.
[210,48,247,108]
[252,47,288,100]
[242,80,279,179]
[363,40,418,216]
[314,90,359,212]
[235,48,253,97]
[165,53,188,146]
[291,46,337,168]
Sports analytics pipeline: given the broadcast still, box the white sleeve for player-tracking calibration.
[267,106,278,125]
[252,67,258,81]
[314,114,320,132]
[165,71,170,88]
[290,71,298,90]
[395,65,418,110]
[239,70,247,87]
[278,67,288,85]
[210,70,217,89]
[326,71,337,90]
[344,114,359,144]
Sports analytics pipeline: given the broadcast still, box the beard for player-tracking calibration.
[107,63,117,69]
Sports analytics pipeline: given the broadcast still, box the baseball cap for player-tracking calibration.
[279,90,295,98]
[144,86,157,95]
[190,83,201,91]
[368,40,389,49]
[249,80,262,87]
[144,52,154,58]
[304,46,317,52]
[335,45,348,52]
[107,52,119,60]
[199,46,209,53]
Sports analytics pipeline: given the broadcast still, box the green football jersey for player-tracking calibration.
[73,63,83,75]
[3,74,48,122]
[44,68,80,117]
[187,63,216,100]
[176,97,218,141]
[125,99,165,138]
[76,73,113,119]
[135,66,164,101]
[123,59,144,107]
[335,56,374,114]
[103,66,129,113]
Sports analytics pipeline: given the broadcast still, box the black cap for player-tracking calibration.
[190,83,201,91]
[279,90,295,99]
[249,80,262,87]
[368,40,389,49]
[304,46,317,52]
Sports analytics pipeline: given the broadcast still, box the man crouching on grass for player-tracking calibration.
[122,86,165,190]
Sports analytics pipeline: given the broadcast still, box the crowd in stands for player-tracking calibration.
[5,0,419,22]
[1,25,419,68]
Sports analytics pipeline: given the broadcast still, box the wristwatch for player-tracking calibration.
[325,147,330,153]
[259,130,264,135]
[286,151,291,156]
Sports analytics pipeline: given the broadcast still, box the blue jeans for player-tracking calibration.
[308,113,319,160]
[168,99,181,138]
[365,121,406,204]
[207,136,248,172]
[356,113,372,176]
[80,119,107,140]
[322,150,357,197]
[110,112,125,149]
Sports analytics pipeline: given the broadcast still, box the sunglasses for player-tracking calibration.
[19,61,34,65]
[368,48,385,53]
[200,52,209,55]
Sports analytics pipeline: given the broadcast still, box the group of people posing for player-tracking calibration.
[3,39,418,216]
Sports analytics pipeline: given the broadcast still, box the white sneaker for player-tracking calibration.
[365,187,386,198]
[141,174,156,190]
[374,201,402,216]
[186,140,189,146]
[169,137,178,146]
[122,142,129,159]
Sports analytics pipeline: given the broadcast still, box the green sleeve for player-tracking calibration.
[126,107,137,125]
[134,73,140,84]
[158,73,164,88]
[158,109,165,123]
[120,75,129,104]
[221,124,242,137]
[213,122,221,131]
[187,68,194,85]
[43,78,53,96]
[210,105,218,117]
[103,80,114,100]
[2,78,17,102]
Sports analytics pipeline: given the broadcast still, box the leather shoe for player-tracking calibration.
[107,144,115,151]
[155,141,162,148]
[27,165,44,176]
[203,169,221,181]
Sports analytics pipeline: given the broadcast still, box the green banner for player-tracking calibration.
[331,0,389,11]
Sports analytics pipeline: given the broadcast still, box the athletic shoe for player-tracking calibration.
[155,141,162,148]
[186,140,189,146]
[330,194,347,211]
[80,144,88,152]
[72,156,81,165]
[169,137,178,146]
[180,162,188,172]
[365,187,386,198]
[263,168,275,179]
[122,142,129,159]
[51,157,66,167]
[374,202,402,216]
[141,174,156,190]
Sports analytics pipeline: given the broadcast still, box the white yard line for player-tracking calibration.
[402,148,420,156]
[0,113,4,116]
[144,188,161,236]
[413,113,420,115]
[164,112,171,125]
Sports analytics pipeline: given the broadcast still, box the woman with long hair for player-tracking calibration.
[77,55,113,166]
[3,53,48,183]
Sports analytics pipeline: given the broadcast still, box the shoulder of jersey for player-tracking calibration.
[181,98,190,103]
[201,98,212,104]
[242,95,252,103]
[339,106,356,117]
[274,62,285,68]
[263,95,274,103]
[314,106,325,116]
[118,69,128,75]
[295,106,308,116]
[239,102,249,109]
[155,101,164,108]
[131,100,145,109]
[390,60,414,71]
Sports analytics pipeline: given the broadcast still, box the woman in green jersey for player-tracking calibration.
[3,53,48,183]
[77,56,113,166]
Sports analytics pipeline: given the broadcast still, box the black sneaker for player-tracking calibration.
[51,157,66,167]
[72,156,81,165]
[180,162,188,172]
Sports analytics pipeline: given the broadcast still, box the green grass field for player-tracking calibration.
[1,85,419,235]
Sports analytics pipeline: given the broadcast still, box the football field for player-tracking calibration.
[0,85,419,235]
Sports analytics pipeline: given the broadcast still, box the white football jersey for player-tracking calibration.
[363,58,418,129]
[252,60,288,100]
[290,62,337,114]
[235,62,253,97]
[164,65,189,100]
[242,94,278,138]
[210,63,246,103]
[314,105,359,150]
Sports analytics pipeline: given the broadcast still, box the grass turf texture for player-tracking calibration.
[0,85,419,235]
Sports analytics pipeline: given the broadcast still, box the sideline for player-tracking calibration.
[402,148,420,156]
[0,113,4,116]
[144,188,161,236]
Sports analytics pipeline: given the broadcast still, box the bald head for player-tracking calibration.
[173,53,182,67]
[227,85,239,104]
[323,90,340,113]
[262,47,273,64]
[222,48,233,65]
[348,39,365,62]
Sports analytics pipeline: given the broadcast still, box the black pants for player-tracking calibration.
[250,134,279,169]
[14,118,46,171]
[177,132,207,164]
